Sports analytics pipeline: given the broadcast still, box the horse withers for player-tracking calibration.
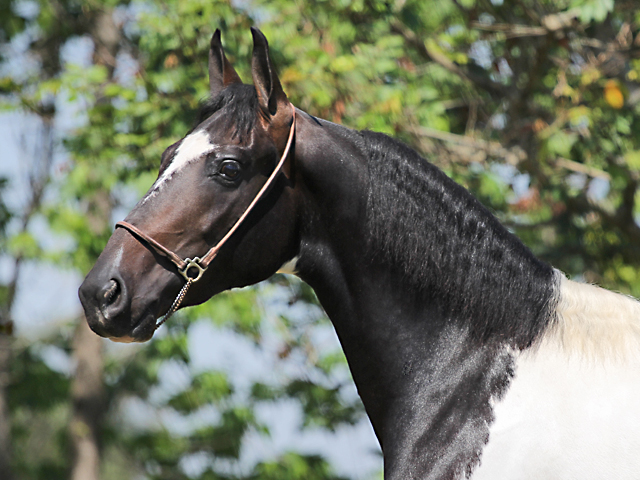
[79,28,640,480]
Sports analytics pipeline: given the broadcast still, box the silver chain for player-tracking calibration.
[155,278,193,330]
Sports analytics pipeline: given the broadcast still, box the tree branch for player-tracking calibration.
[470,22,547,38]
[389,19,506,97]
[412,125,612,183]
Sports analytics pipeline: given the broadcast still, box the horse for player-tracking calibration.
[78,28,640,479]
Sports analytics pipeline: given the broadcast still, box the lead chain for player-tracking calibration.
[155,278,193,330]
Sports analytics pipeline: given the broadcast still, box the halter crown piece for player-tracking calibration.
[116,105,296,329]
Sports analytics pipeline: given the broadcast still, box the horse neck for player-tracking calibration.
[291,112,557,478]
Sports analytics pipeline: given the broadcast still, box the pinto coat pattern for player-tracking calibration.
[79,28,640,479]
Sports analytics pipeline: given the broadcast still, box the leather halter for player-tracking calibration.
[115,105,296,327]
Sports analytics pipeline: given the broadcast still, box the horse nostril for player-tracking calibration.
[80,269,131,335]
[99,278,127,320]
[104,279,121,307]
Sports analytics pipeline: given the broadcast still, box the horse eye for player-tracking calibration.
[219,160,241,180]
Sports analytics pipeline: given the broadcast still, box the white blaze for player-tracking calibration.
[143,129,214,203]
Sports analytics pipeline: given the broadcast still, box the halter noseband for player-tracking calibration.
[115,105,296,329]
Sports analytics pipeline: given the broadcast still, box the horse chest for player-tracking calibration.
[472,343,640,479]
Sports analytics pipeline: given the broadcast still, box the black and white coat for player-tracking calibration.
[80,29,640,480]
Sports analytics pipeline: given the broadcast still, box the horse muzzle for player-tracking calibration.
[78,269,157,343]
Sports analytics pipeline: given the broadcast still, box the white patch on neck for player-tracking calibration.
[277,256,299,275]
[544,269,640,361]
[474,339,640,479]
[142,129,214,203]
[473,271,640,479]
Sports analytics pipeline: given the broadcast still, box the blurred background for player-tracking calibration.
[1,0,640,479]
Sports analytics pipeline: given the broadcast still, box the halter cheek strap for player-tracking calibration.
[115,105,296,328]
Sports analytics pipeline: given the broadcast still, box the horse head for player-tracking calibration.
[78,28,299,342]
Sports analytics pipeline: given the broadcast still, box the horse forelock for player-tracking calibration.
[196,83,260,139]
[141,84,261,204]
[361,130,557,349]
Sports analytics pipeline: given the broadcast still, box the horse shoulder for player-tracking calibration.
[473,272,640,479]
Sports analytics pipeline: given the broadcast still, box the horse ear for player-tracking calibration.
[250,27,294,179]
[209,29,242,97]
[250,27,289,117]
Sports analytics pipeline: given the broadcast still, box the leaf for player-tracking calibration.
[284,380,363,431]
[7,231,41,258]
[624,151,640,172]
[191,407,259,459]
[252,452,348,480]
[547,131,579,158]
[168,371,232,412]
[571,0,615,23]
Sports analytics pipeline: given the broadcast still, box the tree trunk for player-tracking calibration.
[70,320,106,480]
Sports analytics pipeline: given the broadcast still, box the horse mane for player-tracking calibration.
[196,83,259,139]
[361,130,558,349]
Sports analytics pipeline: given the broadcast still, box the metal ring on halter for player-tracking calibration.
[180,257,207,282]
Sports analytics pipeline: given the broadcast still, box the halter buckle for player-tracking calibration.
[180,257,207,283]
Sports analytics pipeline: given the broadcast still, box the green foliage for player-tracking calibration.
[6,230,41,259]
[168,371,232,412]
[251,452,348,480]
[7,348,70,411]
[284,380,362,432]
[571,0,615,23]
[187,289,264,340]
[11,404,70,480]
[191,406,261,459]
[125,428,190,470]
[3,0,640,479]
[8,337,72,480]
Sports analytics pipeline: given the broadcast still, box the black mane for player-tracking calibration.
[362,130,557,349]
[196,83,259,139]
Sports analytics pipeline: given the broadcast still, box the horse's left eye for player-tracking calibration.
[219,160,242,180]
